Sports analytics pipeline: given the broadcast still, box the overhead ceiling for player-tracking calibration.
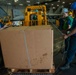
[0,0,75,9]
[0,0,58,6]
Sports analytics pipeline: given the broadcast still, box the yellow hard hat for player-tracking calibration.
[69,12,73,15]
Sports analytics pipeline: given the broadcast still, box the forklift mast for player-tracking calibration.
[24,5,47,26]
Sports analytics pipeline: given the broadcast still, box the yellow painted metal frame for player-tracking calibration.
[24,5,47,26]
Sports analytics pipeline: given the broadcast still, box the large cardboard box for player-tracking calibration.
[0,25,53,69]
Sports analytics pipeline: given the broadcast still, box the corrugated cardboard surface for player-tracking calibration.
[0,25,53,69]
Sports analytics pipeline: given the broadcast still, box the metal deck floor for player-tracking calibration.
[0,65,76,75]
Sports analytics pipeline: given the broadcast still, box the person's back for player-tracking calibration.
[60,2,76,70]
[59,17,64,30]
[63,15,73,31]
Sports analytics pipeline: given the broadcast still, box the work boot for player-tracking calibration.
[60,64,70,70]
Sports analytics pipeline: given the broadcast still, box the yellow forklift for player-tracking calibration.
[23,5,47,26]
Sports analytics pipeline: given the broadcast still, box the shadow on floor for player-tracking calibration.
[54,53,76,75]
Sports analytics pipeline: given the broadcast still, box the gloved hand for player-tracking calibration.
[63,34,68,39]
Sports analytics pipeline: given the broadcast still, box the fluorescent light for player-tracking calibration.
[45,3,48,5]
[14,0,18,2]
[7,3,11,5]
[53,7,56,9]
[27,1,30,3]
[69,3,71,5]
[62,2,65,4]
[57,5,59,6]
[19,4,23,6]
[58,0,60,2]
[51,4,54,6]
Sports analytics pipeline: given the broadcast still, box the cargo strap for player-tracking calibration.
[23,31,31,68]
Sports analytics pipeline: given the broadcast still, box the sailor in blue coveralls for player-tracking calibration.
[60,2,76,70]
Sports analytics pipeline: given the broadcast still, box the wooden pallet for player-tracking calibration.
[8,68,55,74]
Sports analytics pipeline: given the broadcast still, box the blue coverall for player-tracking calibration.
[66,17,76,64]
[64,16,73,52]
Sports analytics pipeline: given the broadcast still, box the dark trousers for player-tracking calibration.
[65,37,70,52]
[66,36,76,64]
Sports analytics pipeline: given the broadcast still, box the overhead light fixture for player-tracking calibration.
[27,0,30,3]
[14,0,18,2]
[45,3,48,5]
[57,5,59,7]
[19,4,23,6]
[51,4,54,6]
[53,7,56,9]
[69,3,71,5]
[7,3,11,5]
[62,2,65,4]
[58,0,60,2]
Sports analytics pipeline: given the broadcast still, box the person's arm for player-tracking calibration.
[0,24,11,30]
[68,25,71,29]
[68,27,76,36]
[64,27,76,39]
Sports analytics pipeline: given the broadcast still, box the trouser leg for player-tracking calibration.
[66,36,76,64]
[65,37,70,52]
